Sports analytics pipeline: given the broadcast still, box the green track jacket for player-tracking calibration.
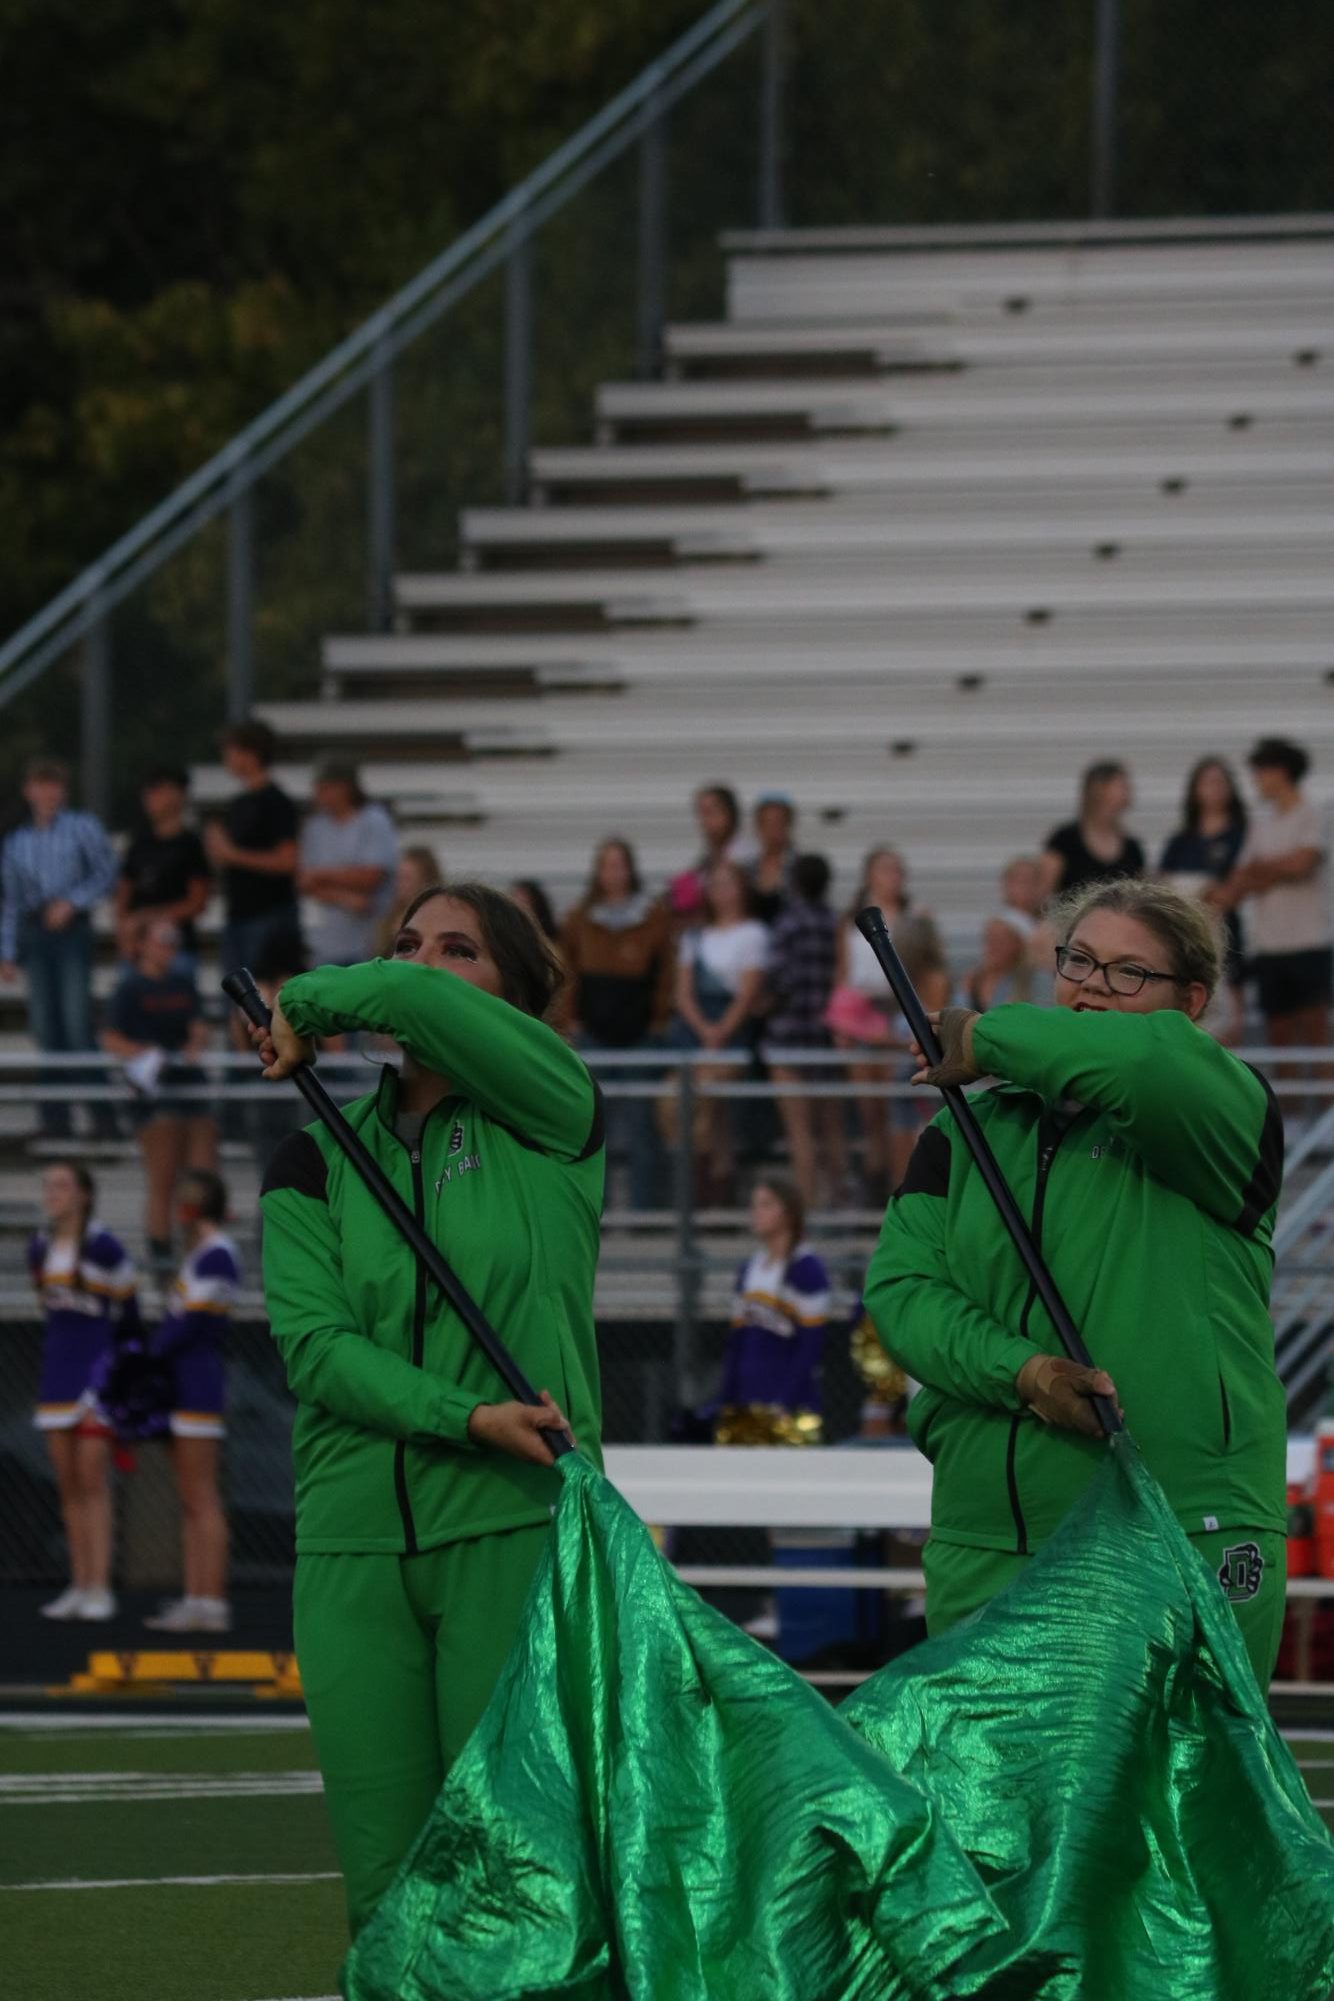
[866,1004,1286,1554]
[259,959,604,1556]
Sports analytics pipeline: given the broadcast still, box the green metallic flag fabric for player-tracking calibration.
[343,1442,1334,2001]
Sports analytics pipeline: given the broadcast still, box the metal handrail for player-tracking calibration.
[0,0,774,748]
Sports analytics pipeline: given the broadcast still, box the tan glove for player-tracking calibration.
[914,1007,982,1090]
[1016,1353,1120,1439]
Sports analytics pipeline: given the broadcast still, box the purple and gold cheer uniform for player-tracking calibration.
[29,1225,138,1430]
[153,1233,241,1440]
[723,1242,831,1414]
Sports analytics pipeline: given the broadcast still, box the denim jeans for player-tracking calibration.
[19,913,106,1136]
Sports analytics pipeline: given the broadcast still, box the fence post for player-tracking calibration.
[758,0,786,230]
[225,473,255,723]
[1089,0,1120,219]
[367,341,397,633]
[637,86,668,378]
[503,211,533,507]
[80,601,112,822]
[672,1059,701,1412]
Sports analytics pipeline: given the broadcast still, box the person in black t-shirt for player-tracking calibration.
[116,767,211,963]
[204,721,300,978]
[1040,759,1146,901]
[102,918,216,1270]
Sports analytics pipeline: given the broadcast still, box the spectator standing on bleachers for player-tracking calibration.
[374,845,444,958]
[561,837,674,1210]
[143,1168,238,1635]
[509,878,561,943]
[1161,755,1249,1043]
[666,859,768,1201]
[1218,737,1331,1052]
[206,721,300,984]
[669,783,755,918]
[115,766,211,969]
[1040,759,1145,900]
[749,793,798,923]
[29,1160,138,1621]
[510,879,572,1033]
[963,914,1032,1013]
[297,761,398,969]
[997,854,1055,1002]
[766,852,845,1208]
[101,919,216,1275]
[0,757,118,1139]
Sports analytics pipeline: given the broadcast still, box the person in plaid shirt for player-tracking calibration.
[765,853,845,1206]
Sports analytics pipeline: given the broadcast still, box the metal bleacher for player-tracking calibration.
[179,220,1334,930]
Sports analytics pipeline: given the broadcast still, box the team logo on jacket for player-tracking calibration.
[1217,1541,1264,1602]
[449,1122,464,1155]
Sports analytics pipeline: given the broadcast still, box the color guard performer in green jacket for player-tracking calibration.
[253,882,603,1935]
[867,877,1288,1685]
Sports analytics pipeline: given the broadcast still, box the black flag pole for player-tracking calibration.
[222,967,573,1458]
[854,906,1122,1440]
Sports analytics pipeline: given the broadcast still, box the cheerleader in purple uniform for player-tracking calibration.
[29,1161,139,1621]
[144,1169,239,1634]
[719,1174,830,1434]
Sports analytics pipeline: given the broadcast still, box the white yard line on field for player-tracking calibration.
[0,1713,310,1733]
[0,1772,323,1804]
[1,1871,340,1892]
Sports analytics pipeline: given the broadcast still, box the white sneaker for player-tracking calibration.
[76,1588,118,1622]
[39,1585,86,1621]
[144,1597,231,1634]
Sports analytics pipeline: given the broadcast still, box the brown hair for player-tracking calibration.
[398,881,564,1020]
[1181,755,1247,837]
[583,836,642,905]
[25,757,69,786]
[851,846,909,919]
[45,1160,96,1291]
[752,1171,805,1251]
[702,858,755,923]
[222,719,278,767]
[893,911,947,985]
[1050,877,1223,1000]
[1078,759,1129,819]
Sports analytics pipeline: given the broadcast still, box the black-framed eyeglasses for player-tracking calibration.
[1054,945,1183,998]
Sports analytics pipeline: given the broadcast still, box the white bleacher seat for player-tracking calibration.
[187,218,1334,977]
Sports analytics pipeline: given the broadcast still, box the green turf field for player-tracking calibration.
[0,1715,343,2001]
[2,1714,1333,2001]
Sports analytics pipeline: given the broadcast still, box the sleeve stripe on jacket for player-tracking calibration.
[573,1080,606,1163]
[260,1129,329,1203]
[897,1123,951,1201]
[1235,1067,1285,1237]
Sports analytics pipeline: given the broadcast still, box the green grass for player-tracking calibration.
[0,1716,1332,2000]
[0,1719,343,2001]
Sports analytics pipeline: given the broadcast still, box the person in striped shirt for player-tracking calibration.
[1,758,118,1137]
[143,1169,240,1634]
[28,1160,139,1620]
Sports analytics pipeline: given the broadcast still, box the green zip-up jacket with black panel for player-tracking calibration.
[259,958,604,1556]
[865,1004,1286,1554]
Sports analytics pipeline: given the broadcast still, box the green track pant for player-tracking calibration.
[294,1520,551,1937]
[922,1526,1287,1689]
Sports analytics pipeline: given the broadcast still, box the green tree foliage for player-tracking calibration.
[1,0,1330,815]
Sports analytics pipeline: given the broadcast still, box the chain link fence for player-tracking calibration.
[1,1048,1330,1591]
